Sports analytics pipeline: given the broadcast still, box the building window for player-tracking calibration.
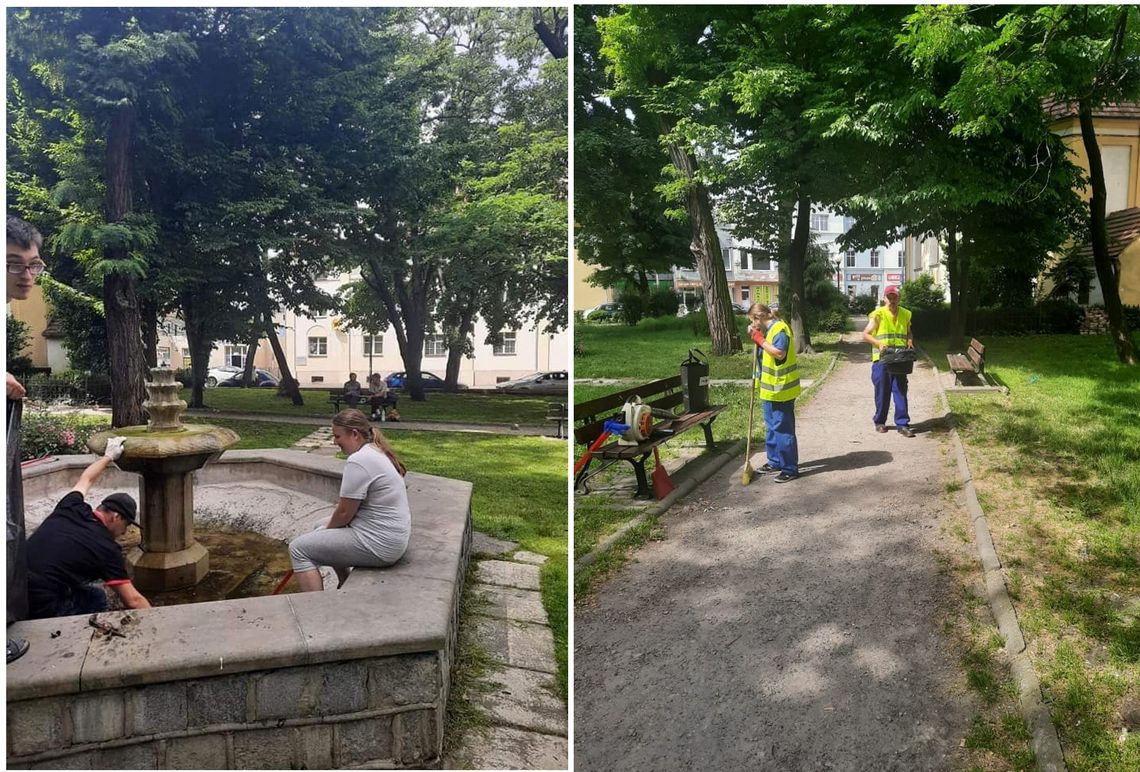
[493,331,517,356]
[424,334,446,357]
[308,337,327,357]
[846,250,856,268]
[870,249,880,268]
[721,247,731,266]
[871,284,879,300]
[811,212,829,231]
[898,250,904,268]
[363,334,382,356]
[224,345,245,368]
[843,216,855,231]
[311,375,324,383]
[740,287,750,303]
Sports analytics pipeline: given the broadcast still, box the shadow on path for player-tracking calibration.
[796,450,894,478]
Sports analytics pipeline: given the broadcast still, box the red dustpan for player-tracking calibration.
[651,447,676,500]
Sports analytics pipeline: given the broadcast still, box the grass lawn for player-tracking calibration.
[572,317,840,590]
[182,387,552,426]
[930,334,1140,771]
[183,417,314,449]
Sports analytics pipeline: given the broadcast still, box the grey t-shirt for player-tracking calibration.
[340,444,411,563]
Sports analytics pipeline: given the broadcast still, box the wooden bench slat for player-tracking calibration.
[594,407,725,459]
[573,375,681,419]
[969,338,985,356]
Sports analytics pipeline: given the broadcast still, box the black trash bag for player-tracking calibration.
[880,346,917,375]
[680,349,709,412]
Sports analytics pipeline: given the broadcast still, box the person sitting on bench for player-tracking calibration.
[343,373,363,408]
[26,438,152,619]
[366,373,397,421]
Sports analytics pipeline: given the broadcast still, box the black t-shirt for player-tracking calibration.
[26,491,131,619]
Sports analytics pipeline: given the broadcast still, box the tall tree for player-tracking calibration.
[597,6,742,355]
[903,4,1138,363]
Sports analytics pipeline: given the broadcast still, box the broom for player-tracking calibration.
[742,342,759,485]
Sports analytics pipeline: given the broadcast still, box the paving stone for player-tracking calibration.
[472,531,518,556]
[470,616,556,674]
[476,666,567,736]
[458,725,567,771]
[477,560,540,591]
[511,550,548,565]
[475,584,548,624]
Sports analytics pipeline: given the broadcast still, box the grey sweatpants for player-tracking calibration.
[288,527,401,573]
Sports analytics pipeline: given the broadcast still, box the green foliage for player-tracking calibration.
[38,275,108,373]
[18,406,109,460]
[900,274,945,310]
[647,286,680,318]
[6,313,33,372]
[910,301,1085,339]
[850,293,879,315]
[814,310,849,333]
[615,288,646,326]
[1045,249,1096,302]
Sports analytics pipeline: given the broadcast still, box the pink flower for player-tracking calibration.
[59,430,77,447]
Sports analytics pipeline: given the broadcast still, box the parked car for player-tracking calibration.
[732,301,751,315]
[205,365,242,388]
[385,372,467,391]
[495,370,568,396]
[583,302,623,321]
[217,368,279,388]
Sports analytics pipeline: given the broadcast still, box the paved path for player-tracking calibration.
[575,335,978,770]
[446,535,568,770]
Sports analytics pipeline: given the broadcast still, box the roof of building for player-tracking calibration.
[1074,207,1140,262]
[1044,99,1140,121]
[42,315,66,339]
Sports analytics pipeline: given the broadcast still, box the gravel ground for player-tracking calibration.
[574,335,978,771]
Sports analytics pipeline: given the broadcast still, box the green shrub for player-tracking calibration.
[910,301,1086,339]
[815,309,849,333]
[616,289,646,326]
[900,274,945,310]
[647,286,680,318]
[849,293,879,314]
[18,407,110,460]
[687,309,710,337]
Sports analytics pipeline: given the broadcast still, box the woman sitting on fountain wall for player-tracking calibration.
[288,410,410,591]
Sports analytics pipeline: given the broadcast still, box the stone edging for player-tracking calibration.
[574,350,840,571]
[922,348,1067,772]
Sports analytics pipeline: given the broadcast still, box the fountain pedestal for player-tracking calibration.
[88,368,238,593]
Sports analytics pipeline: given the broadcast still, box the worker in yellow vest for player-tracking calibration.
[862,285,915,437]
[748,302,800,482]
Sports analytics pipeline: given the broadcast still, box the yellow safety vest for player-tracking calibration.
[754,320,800,402]
[870,306,912,362]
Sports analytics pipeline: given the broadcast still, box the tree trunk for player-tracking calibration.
[532,8,567,59]
[945,230,967,352]
[241,333,260,387]
[264,315,303,405]
[104,104,147,428]
[787,192,815,354]
[1079,100,1137,364]
[443,308,475,392]
[661,119,741,356]
[140,297,158,370]
[181,292,212,409]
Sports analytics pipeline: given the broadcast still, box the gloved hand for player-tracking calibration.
[104,436,126,461]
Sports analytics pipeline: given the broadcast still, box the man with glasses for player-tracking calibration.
[7,215,45,663]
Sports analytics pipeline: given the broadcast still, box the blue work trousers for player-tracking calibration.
[762,399,798,475]
[871,361,910,427]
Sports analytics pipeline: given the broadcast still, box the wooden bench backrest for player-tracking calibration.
[969,338,985,357]
[328,388,345,396]
[574,375,683,445]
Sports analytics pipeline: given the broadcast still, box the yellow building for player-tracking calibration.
[7,285,55,369]
[1047,101,1140,304]
[573,250,612,312]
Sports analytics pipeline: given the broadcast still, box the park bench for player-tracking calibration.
[329,388,398,417]
[574,376,725,498]
[946,338,987,386]
[546,402,568,438]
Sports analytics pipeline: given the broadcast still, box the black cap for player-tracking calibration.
[100,493,139,526]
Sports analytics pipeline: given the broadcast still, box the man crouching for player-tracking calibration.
[26,437,152,618]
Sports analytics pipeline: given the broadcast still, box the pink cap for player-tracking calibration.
[884,285,900,297]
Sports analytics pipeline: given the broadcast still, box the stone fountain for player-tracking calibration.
[87,367,239,592]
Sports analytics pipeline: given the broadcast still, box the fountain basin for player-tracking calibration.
[7,450,472,770]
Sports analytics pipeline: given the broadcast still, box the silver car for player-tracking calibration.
[495,370,568,396]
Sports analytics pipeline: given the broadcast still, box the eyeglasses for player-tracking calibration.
[6,262,47,276]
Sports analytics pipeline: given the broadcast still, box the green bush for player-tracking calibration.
[815,309,849,333]
[616,289,646,326]
[18,407,110,460]
[687,309,710,337]
[850,293,879,314]
[900,274,945,310]
[647,286,680,318]
[910,301,1086,339]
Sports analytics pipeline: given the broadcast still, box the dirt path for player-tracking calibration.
[574,335,978,770]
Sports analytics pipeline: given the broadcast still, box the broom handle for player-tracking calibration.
[745,343,758,464]
[573,431,611,476]
[273,569,294,595]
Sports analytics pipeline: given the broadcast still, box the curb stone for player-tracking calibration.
[923,347,1067,772]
